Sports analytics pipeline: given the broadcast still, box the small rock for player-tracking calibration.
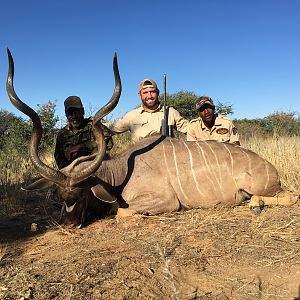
[31,223,38,232]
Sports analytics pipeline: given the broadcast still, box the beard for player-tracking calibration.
[142,99,159,110]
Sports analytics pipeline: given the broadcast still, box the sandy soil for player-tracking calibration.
[0,200,300,300]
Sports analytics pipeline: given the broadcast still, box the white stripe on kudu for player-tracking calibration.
[204,141,225,202]
[240,147,254,188]
[169,139,190,202]
[196,143,219,196]
[182,142,206,198]
[263,160,270,193]
[223,143,239,190]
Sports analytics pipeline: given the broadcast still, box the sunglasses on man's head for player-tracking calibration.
[198,104,214,112]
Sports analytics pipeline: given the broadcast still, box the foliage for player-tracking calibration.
[264,111,300,137]
[0,110,31,154]
[235,111,300,140]
[0,100,59,156]
[0,110,16,136]
[159,91,234,120]
[159,90,198,120]
[37,101,59,151]
[215,101,234,115]
[234,118,269,140]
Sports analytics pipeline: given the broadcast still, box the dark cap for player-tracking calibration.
[64,96,83,113]
[195,96,215,111]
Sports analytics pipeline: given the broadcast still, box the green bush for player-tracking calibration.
[0,100,59,156]
[159,90,234,120]
[235,111,300,140]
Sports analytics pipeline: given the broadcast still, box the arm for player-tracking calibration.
[186,123,198,141]
[170,108,189,134]
[109,114,131,134]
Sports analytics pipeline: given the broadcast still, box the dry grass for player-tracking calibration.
[0,153,32,216]
[241,136,300,193]
[1,206,299,299]
[0,136,299,299]
[0,151,56,217]
[110,131,131,157]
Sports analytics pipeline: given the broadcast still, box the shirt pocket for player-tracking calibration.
[131,119,148,128]
[215,127,230,142]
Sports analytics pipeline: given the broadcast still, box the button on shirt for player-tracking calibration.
[110,105,188,143]
[187,114,240,144]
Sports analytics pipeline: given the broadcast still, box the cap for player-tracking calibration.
[64,96,83,112]
[195,96,215,111]
[139,78,158,92]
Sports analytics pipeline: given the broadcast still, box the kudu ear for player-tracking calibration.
[24,177,55,191]
[91,184,117,203]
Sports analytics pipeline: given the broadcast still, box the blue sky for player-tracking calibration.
[0,0,299,124]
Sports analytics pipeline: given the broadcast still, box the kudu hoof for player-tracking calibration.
[252,206,262,214]
[250,198,265,214]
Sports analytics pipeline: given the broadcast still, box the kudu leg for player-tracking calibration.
[249,190,299,212]
[116,207,137,218]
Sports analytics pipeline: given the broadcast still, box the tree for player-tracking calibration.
[264,111,300,137]
[37,100,59,151]
[0,100,59,155]
[215,101,234,115]
[0,110,18,137]
[234,118,269,140]
[0,109,31,153]
[234,111,300,140]
[159,91,234,120]
[159,90,198,120]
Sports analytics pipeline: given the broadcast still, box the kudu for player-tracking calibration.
[7,49,298,228]
[6,48,121,227]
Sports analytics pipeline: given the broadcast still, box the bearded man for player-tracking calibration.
[110,79,188,143]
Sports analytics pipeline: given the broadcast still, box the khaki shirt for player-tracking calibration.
[187,114,240,144]
[110,105,188,143]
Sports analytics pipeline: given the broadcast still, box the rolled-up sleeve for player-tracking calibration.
[169,108,189,133]
[186,124,198,141]
[109,114,131,134]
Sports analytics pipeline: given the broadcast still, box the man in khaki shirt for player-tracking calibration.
[187,96,240,145]
[110,78,188,143]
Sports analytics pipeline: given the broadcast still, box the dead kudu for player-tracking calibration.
[6,48,121,227]
[7,49,298,228]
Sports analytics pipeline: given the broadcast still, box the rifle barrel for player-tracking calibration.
[162,74,168,136]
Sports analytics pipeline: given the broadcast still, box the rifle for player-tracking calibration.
[161,74,168,136]
[161,74,173,137]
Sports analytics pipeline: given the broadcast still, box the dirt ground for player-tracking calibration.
[0,198,300,300]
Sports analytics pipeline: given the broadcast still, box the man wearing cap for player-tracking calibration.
[110,78,188,143]
[187,96,240,145]
[54,96,113,169]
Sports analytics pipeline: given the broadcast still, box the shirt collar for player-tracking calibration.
[213,115,223,126]
[140,102,162,114]
[199,115,221,130]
